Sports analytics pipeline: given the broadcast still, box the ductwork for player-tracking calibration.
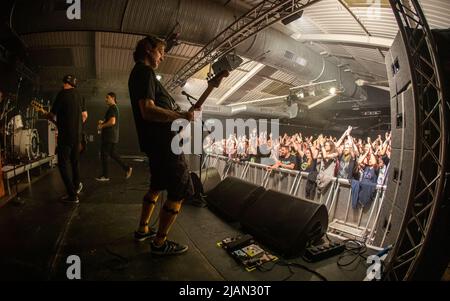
[13,0,363,99]
[235,30,363,99]
[179,102,297,119]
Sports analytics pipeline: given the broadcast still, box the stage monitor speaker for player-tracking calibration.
[191,167,221,194]
[206,176,265,222]
[240,190,328,258]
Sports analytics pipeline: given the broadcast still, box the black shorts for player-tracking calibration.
[146,152,194,201]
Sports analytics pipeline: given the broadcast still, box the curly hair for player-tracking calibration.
[133,35,167,63]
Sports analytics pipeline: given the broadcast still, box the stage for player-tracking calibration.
[0,156,369,281]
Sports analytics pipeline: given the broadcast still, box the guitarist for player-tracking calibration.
[128,36,200,255]
[45,75,87,204]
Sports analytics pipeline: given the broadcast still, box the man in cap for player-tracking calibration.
[46,75,87,203]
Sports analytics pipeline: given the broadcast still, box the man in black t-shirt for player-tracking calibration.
[47,75,87,204]
[268,145,297,170]
[96,92,132,181]
[128,36,196,256]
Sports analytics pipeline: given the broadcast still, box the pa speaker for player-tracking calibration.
[390,86,416,150]
[240,190,328,258]
[206,176,265,222]
[386,31,412,98]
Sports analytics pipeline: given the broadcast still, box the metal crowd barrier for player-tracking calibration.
[198,154,386,246]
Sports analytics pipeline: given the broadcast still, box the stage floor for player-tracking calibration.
[0,156,368,281]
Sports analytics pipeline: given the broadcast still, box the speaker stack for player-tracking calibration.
[376,31,417,247]
[206,176,328,258]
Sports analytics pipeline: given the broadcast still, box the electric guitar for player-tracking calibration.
[31,99,88,153]
[30,99,55,124]
[189,69,230,110]
[176,70,230,142]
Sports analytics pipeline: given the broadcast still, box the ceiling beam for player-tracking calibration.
[336,0,386,58]
[227,95,287,107]
[216,62,265,105]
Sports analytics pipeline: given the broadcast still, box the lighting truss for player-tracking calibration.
[385,0,448,280]
[165,0,323,91]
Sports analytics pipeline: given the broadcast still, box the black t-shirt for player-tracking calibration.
[299,156,317,173]
[102,104,119,143]
[51,88,85,146]
[128,61,181,154]
[279,155,297,169]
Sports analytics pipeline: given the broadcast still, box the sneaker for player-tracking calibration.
[150,240,188,256]
[77,182,83,194]
[95,176,110,182]
[134,229,157,242]
[125,167,133,179]
[61,195,79,204]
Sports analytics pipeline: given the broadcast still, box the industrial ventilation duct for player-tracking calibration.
[179,103,298,119]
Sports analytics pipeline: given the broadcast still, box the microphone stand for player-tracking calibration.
[183,93,208,207]
[11,77,24,206]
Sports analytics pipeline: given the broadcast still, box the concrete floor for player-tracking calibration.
[0,155,368,281]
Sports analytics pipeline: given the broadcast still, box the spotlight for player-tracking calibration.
[329,87,336,95]
[281,10,304,25]
[156,75,162,81]
[355,79,365,86]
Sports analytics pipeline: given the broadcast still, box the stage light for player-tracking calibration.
[355,79,365,86]
[156,75,162,81]
[281,10,304,25]
[329,87,336,95]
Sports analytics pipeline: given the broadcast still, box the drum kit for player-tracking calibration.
[1,99,41,163]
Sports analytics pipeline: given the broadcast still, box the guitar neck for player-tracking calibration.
[189,69,230,109]
[193,85,215,109]
[32,103,56,125]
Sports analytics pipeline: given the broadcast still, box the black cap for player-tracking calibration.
[63,74,77,87]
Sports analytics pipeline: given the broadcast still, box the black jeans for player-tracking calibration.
[57,144,80,197]
[101,142,129,177]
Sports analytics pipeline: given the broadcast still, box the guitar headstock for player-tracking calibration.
[30,99,46,113]
[207,69,230,89]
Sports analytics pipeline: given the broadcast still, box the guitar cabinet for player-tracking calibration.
[34,119,57,156]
